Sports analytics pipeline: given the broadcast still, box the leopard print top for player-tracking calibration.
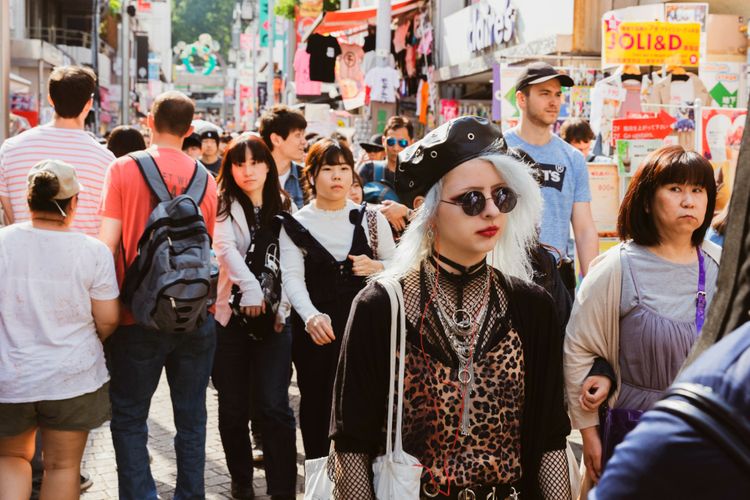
[397,262,526,488]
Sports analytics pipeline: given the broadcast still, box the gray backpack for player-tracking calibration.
[122,151,211,333]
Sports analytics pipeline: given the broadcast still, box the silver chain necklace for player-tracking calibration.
[424,262,491,435]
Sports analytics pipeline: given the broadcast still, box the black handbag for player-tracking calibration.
[228,218,283,340]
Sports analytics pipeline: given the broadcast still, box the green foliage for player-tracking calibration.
[275,0,297,20]
[171,0,235,60]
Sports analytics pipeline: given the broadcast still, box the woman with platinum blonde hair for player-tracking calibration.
[328,116,571,500]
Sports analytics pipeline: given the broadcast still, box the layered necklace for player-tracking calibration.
[424,254,491,435]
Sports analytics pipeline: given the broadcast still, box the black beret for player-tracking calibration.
[395,116,507,207]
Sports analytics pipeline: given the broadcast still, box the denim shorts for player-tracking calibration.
[0,382,110,437]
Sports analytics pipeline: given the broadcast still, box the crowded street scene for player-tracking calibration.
[1,0,750,499]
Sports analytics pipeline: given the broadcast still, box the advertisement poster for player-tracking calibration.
[616,139,664,176]
[296,0,323,43]
[700,62,745,109]
[440,99,460,123]
[499,66,524,131]
[588,163,620,237]
[602,18,701,67]
[560,69,602,119]
[612,111,676,141]
[702,109,747,209]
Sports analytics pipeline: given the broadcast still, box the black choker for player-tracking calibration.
[431,253,486,276]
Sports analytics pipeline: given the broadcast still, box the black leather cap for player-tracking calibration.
[395,116,507,207]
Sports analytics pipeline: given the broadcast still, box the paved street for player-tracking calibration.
[80,374,306,500]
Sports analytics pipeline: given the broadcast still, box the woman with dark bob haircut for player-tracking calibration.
[279,138,395,459]
[211,134,298,499]
[564,145,721,487]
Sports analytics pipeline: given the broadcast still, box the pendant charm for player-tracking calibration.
[458,361,474,435]
[452,309,473,333]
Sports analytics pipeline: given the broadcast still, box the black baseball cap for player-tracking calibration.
[515,62,574,92]
[359,134,385,153]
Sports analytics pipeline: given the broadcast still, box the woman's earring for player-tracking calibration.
[427,224,435,241]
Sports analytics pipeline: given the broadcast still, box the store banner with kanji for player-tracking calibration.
[602,17,701,67]
[612,111,676,141]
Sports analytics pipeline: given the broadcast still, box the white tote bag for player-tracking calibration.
[303,279,422,500]
[371,279,423,499]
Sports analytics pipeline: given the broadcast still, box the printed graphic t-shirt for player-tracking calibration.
[364,67,401,103]
[306,34,341,83]
[504,129,592,256]
[98,146,217,325]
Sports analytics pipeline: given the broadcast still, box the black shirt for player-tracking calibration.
[306,34,342,83]
[201,157,222,176]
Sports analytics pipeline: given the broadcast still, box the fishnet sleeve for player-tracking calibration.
[328,451,375,500]
[538,449,571,500]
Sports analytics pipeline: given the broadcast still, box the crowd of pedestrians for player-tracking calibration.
[0,60,742,500]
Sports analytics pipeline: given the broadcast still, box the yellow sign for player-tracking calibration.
[602,19,701,67]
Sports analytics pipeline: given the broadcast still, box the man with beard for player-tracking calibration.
[504,62,599,279]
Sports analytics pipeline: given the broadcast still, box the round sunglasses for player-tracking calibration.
[386,138,409,148]
[441,186,518,216]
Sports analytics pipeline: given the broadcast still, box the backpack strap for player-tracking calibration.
[373,162,385,182]
[129,151,172,203]
[184,161,209,205]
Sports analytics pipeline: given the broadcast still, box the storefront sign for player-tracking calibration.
[700,62,744,109]
[615,139,664,176]
[587,164,619,236]
[602,18,701,66]
[492,63,501,121]
[467,0,516,53]
[612,111,676,141]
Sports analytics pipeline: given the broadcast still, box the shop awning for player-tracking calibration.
[307,0,421,38]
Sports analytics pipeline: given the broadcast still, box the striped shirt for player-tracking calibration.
[0,125,116,236]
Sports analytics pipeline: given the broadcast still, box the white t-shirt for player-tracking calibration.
[0,223,119,402]
[279,169,292,190]
[365,67,401,103]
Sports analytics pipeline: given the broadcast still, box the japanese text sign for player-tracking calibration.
[602,18,701,67]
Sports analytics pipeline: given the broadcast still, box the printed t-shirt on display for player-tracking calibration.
[306,34,341,83]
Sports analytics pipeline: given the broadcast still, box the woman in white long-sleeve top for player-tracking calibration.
[279,138,395,459]
[212,135,297,500]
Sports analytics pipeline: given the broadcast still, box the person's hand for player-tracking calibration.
[349,254,384,276]
[305,313,335,345]
[580,375,611,412]
[274,312,286,333]
[581,426,603,483]
[241,301,266,318]
[380,200,408,232]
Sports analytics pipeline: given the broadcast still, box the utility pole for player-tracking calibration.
[266,0,275,108]
[375,0,391,68]
[1,0,10,141]
[120,2,131,125]
[91,0,101,133]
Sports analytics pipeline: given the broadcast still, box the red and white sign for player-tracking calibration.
[612,111,676,140]
[137,0,152,12]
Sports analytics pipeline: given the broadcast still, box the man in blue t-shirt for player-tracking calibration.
[504,61,599,276]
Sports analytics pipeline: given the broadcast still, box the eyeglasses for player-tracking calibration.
[441,187,518,216]
[386,138,409,148]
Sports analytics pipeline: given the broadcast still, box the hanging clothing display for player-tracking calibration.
[364,66,401,103]
[336,43,366,110]
[306,34,342,83]
[294,46,322,96]
[644,73,712,109]
[417,79,430,124]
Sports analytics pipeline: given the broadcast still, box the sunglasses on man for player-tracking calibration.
[441,186,518,216]
[386,138,409,148]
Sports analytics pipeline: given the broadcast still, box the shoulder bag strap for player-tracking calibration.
[380,278,408,457]
[365,208,379,260]
[128,151,172,202]
[184,161,209,205]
